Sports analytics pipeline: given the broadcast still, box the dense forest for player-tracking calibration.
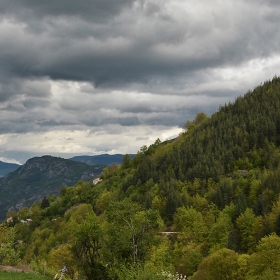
[2,77,280,279]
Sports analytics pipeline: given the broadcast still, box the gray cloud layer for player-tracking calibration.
[1,0,279,86]
[0,0,280,162]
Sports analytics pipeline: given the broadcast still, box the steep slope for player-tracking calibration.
[0,161,20,177]
[129,76,280,186]
[0,155,105,219]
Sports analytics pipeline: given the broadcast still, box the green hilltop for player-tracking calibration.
[2,77,280,279]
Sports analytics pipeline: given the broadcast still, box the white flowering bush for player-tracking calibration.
[113,265,187,280]
[161,270,187,280]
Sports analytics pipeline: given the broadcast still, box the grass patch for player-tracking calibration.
[0,270,51,280]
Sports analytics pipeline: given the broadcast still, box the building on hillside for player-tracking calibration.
[20,218,33,224]
[93,178,102,185]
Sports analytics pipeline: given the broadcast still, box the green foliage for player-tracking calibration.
[104,199,163,266]
[72,213,109,279]
[190,248,243,280]
[207,212,232,252]
[0,270,52,280]
[41,197,50,209]
[145,237,175,274]
[48,244,75,279]
[173,240,203,277]
[236,208,260,253]
[183,112,208,132]
[174,206,208,244]
[0,226,20,266]
[247,233,280,277]
[122,154,132,169]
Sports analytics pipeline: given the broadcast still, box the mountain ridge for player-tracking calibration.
[69,153,135,166]
[0,155,106,219]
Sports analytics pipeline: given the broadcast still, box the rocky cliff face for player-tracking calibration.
[0,155,106,220]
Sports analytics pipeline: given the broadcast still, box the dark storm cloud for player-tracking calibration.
[79,113,140,127]
[0,0,279,89]
[38,120,77,127]
[0,0,135,23]
[0,119,34,134]
[22,98,50,110]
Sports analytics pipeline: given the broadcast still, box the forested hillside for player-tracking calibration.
[130,76,280,183]
[2,77,280,279]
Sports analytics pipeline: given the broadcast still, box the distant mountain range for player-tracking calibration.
[0,161,20,177]
[0,154,134,177]
[0,153,135,220]
[69,154,135,166]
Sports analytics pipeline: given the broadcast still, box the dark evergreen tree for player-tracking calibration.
[41,197,50,209]
[275,212,280,236]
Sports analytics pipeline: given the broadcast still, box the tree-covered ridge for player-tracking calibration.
[2,77,280,279]
[130,76,280,184]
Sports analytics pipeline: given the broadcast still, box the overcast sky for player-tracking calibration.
[0,0,280,164]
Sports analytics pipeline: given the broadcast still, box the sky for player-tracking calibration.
[0,0,280,164]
